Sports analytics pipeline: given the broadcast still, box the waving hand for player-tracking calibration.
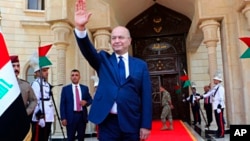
[75,0,92,31]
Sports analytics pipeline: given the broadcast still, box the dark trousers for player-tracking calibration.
[204,103,213,125]
[66,112,86,141]
[98,114,140,141]
[214,109,225,137]
[191,105,201,124]
[31,121,52,141]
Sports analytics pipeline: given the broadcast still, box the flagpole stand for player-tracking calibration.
[50,84,66,140]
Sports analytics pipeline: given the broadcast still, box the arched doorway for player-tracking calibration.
[127,3,191,121]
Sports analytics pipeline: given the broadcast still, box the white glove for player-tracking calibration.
[38,118,45,128]
[217,109,221,113]
[195,96,201,99]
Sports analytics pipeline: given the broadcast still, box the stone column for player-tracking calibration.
[242,3,250,30]
[51,22,71,84]
[51,21,71,136]
[199,19,222,130]
[199,20,220,83]
[240,2,250,124]
[93,29,112,53]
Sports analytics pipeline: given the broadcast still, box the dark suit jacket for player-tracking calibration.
[188,93,200,109]
[74,33,152,132]
[60,84,92,124]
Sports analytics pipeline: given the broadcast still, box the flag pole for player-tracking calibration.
[49,84,66,140]
[183,69,208,126]
[38,35,45,120]
[38,35,46,140]
[183,69,192,93]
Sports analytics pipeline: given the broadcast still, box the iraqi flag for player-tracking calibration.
[0,33,30,140]
[239,37,250,58]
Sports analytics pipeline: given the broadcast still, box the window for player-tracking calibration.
[27,0,45,10]
[25,66,52,84]
[26,66,35,84]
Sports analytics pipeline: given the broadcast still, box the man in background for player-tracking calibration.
[200,72,225,138]
[10,55,37,120]
[160,86,174,130]
[184,87,201,125]
[29,52,54,141]
[203,85,213,128]
[60,69,92,141]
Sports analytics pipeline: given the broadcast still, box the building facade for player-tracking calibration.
[1,0,250,137]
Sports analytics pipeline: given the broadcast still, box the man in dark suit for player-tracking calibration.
[60,69,92,141]
[184,87,201,125]
[203,85,213,128]
[73,0,152,140]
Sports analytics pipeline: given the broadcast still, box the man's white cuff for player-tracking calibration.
[74,28,87,38]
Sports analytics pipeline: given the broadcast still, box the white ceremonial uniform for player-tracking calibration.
[203,83,225,110]
[31,78,54,122]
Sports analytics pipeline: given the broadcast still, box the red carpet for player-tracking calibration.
[147,120,196,141]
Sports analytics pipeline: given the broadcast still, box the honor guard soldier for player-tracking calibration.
[29,52,54,141]
[199,71,225,138]
[10,55,37,119]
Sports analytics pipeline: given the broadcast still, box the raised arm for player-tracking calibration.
[75,0,92,31]
[200,86,216,99]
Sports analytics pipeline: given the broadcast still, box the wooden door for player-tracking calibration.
[149,60,190,120]
[126,3,191,121]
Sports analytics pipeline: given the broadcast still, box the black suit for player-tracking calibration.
[74,31,152,141]
[188,93,201,125]
[204,94,213,126]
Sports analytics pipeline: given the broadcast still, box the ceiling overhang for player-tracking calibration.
[102,0,195,25]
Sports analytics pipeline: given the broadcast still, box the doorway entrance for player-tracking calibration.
[127,3,191,121]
